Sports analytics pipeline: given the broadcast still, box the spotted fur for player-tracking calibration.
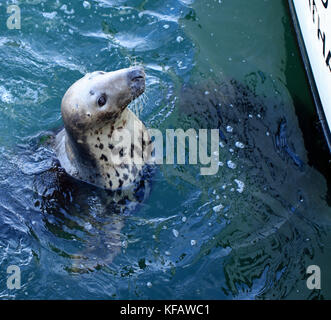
[54,67,153,191]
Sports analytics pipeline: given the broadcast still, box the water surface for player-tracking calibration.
[0,0,330,299]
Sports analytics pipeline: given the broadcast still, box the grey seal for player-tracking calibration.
[54,66,153,191]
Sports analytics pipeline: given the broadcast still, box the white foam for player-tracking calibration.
[213,204,224,212]
[0,86,13,103]
[42,11,57,19]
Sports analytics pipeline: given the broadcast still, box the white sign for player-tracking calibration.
[292,0,331,130]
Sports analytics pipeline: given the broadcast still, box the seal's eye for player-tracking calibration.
[97,94,107,107]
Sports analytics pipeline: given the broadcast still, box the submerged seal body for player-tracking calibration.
[54,66,153,191]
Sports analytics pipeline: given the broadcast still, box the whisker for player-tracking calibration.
[139,97,143,115]
[135,98,139,117]
[126,56,133,67]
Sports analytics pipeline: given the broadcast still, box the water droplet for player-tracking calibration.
[235,141,245,149]
[83,1,91,9]
[227,160,237,169]
[226,126,233,133]
[176,36,184,43]
[234,179,245,193]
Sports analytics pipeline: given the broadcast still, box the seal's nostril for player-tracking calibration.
[128,68,145,82]
[132,75,144,81]
[128,67,145,99]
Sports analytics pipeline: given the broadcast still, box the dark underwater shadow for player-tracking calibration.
[32,156,154,274]
[160,75,331,299]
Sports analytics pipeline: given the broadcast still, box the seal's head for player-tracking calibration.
[61,66,145,140]
[55,66,151,190]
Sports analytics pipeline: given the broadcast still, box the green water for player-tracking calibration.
[0,0,330,300]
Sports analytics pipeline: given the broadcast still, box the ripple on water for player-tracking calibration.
[1,0,329,300]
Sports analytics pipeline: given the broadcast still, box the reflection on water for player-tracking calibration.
[171,76,329,299]
[0,0,330,299]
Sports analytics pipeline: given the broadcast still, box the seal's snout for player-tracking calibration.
[128,67,145,81]
[128,67,145,98]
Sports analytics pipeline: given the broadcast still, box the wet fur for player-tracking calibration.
[55,67,152,191]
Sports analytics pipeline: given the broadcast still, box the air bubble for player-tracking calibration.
[83,1,91,9]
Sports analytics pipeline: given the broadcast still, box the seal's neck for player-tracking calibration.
[64,108,133,184]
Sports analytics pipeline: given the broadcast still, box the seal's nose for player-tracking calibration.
[128,67,145,82]
[128,66,145,99]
